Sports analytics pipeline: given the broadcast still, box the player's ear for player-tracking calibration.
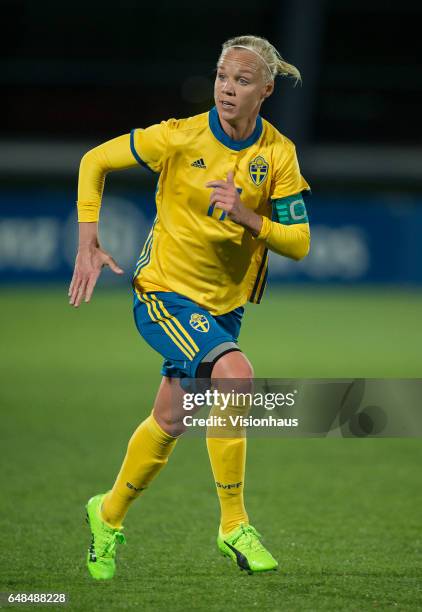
[263,80,274,99]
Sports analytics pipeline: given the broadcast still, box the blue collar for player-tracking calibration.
[208,106,263,151]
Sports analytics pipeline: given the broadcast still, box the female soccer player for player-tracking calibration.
[69,34,311,579]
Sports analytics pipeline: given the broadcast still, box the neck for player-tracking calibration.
[218,111,259,141]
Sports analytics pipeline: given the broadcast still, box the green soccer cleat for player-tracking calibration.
[85,493,126,580]
[217,523,278,574]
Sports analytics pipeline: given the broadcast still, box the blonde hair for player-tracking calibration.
[219,35,301,86]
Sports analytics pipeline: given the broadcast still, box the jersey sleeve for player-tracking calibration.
[130,120,171,173]
[255,138,311,260]
[77,133,138,222]
[256,215,310,260]
[270,139,310,200]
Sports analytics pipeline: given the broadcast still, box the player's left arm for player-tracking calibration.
[257,140,311,260]
[207,139,311,260]
[206,186,310,261]
[256,193,310,260]
[206,168,311,261]
[256,138,311,260]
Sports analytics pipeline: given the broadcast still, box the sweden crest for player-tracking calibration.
[249,155,268,186]
[189,313,209,333]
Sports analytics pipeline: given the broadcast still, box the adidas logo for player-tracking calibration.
[191,158,206,169]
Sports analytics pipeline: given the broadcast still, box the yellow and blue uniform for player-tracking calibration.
[128,106,309,314]
[133,291,244,377]
[77,106,311,377]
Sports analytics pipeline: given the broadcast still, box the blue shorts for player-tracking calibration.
[133,291,244,378]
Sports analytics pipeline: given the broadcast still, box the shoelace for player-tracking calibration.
[97,525,126,558]
[230,524,265,553]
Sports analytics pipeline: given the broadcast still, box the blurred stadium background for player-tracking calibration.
[1,1,422,609]
[1,0,422,290]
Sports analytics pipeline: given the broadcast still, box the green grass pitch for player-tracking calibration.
[1,285,422,610]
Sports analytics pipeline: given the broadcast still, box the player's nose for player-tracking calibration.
[222,80,235,95]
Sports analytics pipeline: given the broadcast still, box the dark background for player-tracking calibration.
[0,0,421,286]
[2,0,421,146]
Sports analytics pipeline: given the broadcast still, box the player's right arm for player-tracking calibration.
[68,221,124,307]
[69,134,136,307]
[69,123,170,307]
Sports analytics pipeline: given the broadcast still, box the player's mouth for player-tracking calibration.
[220,100,235,109]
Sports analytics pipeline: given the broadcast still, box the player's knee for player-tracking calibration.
[154,412,186,437]
[212,350,254,381]
[195,343,254,397]
[211,351,254,408]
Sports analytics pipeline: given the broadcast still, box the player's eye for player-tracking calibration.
[239,78,249,85]
[217,73,226,81]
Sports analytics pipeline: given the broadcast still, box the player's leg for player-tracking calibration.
[99,293,246,532]
[101,376,183,527]
[206,350,253,534]
[151,373,194,437]
[86,377,182,580]
[206,351,278,573]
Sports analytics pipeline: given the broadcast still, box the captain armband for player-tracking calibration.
[272,193,309,225]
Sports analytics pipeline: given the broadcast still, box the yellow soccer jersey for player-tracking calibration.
[130,107,310,316]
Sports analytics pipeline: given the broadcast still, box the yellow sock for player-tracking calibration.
[101,413,178,527]
[206,402,249,535]
[206,436,249,534]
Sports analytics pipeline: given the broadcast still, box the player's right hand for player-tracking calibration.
[68,246,124,307]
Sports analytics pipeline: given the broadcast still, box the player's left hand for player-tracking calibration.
[206,171,248,225]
